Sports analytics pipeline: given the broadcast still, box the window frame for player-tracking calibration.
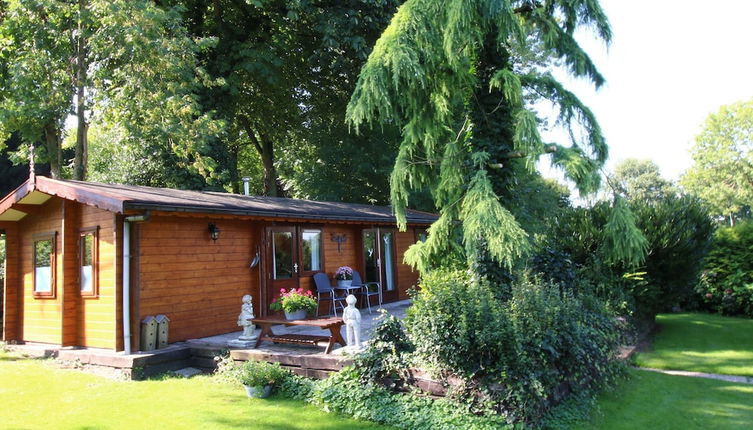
[298,225,325,276]
[32,232,57,299]
[79,226,99,298]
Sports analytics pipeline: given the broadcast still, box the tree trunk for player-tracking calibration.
[43,122,62,179]
[259,134,280,197]
[239,115,282,197]
[73,0,88,181]
[228,143,240,194]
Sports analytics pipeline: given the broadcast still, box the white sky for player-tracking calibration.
[551,0,753,181]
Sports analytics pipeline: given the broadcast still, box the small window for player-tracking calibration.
[80,227,99,296]
[415,229,428,243]
[33,233,56,298]
[301,229,322,272]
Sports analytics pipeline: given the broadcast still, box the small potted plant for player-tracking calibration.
[269,288,317,320]
[238,360,287,398]
[335,266,354,287]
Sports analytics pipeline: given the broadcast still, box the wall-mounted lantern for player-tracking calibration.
[208,223,221,241]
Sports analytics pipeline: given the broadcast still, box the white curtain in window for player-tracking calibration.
[35,267,51,292]
[81,265,93,292]
[303,230,321,271]
[383,233,395,291]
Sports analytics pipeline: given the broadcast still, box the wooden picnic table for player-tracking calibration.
[250,316,346,354]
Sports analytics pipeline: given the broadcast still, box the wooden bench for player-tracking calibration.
[250,316,346,354]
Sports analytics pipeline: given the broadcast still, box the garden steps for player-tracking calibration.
[6,342,225,379]
[231,348,353,379]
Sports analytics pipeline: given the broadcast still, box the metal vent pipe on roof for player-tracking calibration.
[242,177,251,196]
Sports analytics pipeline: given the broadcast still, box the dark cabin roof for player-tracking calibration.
[0,177,437,225]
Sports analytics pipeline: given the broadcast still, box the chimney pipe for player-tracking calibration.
[242,177,251,196]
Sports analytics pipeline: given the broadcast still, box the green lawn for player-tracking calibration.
[576,368,753,430]
[634,312,753,376]
[0,352,389,430]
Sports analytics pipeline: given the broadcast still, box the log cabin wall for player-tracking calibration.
[395,229,420,300]
[137,215,260,343]
[18,198,64,344]
[2,226,20,342]
[75,204,118,349]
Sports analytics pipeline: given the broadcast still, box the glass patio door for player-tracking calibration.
[266,226,299,313]
[363,228,397,302]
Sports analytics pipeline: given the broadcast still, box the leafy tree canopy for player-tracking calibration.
[681,98,753,225]
[610,158,675,203]
[0,0,220,182]
[168,0,401,196]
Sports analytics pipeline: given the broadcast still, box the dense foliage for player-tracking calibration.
[548,193,714,320]
[696,221,753,316]
[345,0,644,275]
[366,270,625,424]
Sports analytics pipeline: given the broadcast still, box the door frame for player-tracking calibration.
[361,227,399,303]
[261,224,326,316]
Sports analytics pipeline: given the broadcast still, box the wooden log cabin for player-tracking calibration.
[0,176,435,353]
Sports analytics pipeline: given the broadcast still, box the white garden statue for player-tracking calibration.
[228,294,258,348]
[342,294,363,352]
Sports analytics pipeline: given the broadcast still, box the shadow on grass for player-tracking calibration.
[634,313,753,376]
[201,395,389,430]
[577,370,753,430]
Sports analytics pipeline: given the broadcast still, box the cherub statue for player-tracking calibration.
[342,294,362,351]
[237,294,256,340]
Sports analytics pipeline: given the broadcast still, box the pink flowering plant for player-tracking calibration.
[270,288,317,313]
[335,266,354,280]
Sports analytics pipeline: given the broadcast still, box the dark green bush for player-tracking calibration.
[310,367,511,430]
[403,270,623,423]
[352,311,414,386]
[696,221,753,316]
[404,270,518,380]
[551,196,714,319]
[632,195,714,313]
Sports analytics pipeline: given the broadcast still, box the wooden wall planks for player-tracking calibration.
[137,216,260,344]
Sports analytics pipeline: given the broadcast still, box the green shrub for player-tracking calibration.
[310,367,511,430]
[696,221,753,316]
[632,195,714,313]
[213,354,289,389]
[352,311,414,386]
[403,270,623,423]
[237,360,288,388]
[404,270,518,380]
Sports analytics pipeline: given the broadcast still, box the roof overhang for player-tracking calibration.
[0,176,129,222]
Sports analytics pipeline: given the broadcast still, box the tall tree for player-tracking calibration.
[171,0,400,195]
[681,99,753,225]
[0,0,219,181]
[347,0,645,272]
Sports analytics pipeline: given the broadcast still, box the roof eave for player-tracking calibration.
[125,202,435,225]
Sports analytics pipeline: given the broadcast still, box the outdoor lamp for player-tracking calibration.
[208,223,221,241]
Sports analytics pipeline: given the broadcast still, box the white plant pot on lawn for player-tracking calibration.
[244,385,272,398]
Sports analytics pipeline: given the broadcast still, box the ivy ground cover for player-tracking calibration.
[0,352,389,430]
[633,312,753,376]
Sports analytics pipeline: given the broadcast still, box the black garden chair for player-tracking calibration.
[312,272,346,317]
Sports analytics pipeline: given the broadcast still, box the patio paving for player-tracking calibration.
[187,299,411,355]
